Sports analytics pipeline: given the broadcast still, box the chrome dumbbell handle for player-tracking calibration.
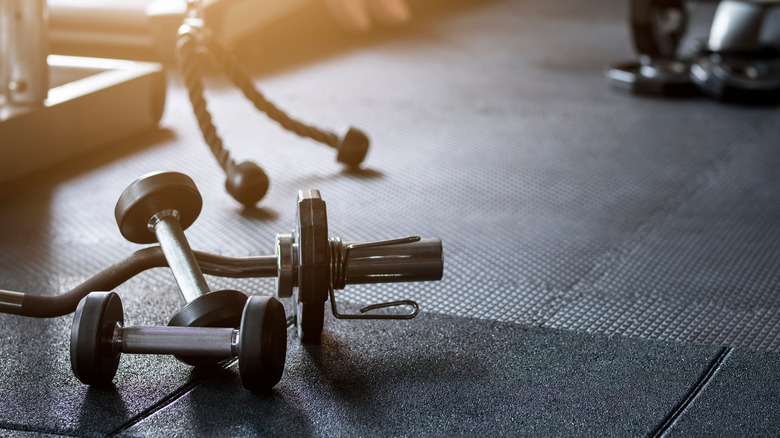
[115,172,212,306]
[149,210,211,303]
[116,325,236,357]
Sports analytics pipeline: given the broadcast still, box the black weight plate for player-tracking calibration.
[168,289,248,366]
[606,59,701,97]
[294,189,329,343]
[238,296,287,391]
[691,54,780,104]
[631,0,688,58]
[70,292,123,385]
[115,171,202,244]
[295,288,324,343]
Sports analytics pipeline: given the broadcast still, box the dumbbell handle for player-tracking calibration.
[115,325,237,357]
[150,210,211,303]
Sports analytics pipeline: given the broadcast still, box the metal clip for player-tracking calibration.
[329,237,421,320]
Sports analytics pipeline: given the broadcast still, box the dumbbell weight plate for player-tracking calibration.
[71,292,124,385]
[606,58,701,96]
[238,295,287,391]
[294,190,329,343]
[115,171,203,244]
[168,289,248,366]
[691,53,780,104]
[631,0,688,58]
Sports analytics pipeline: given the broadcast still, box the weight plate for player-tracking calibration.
[691,53,780,104]
[295,288,325,343]
[168,289,248,366]
[294,189,329,343]
[115,171,202,244]
[606,58,701,97]
[238,296,287,391]
[631,0,688,58]
[70,291,123,385]
[275,233,294,299]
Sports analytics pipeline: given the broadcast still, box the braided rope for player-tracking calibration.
[202,32,340,149]
[176,33,234,172]
[176,24,341,172]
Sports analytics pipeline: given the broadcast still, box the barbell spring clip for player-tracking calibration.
[328,236,422,320]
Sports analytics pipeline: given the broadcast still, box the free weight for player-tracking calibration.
[70,291,287,391]
[611,0,780,104]
[605,56,701,97]
[275,190,444,343]
[115,171,248,365]
[688,0,780,104]
[691,52,780,104]
[0,177,444,349]
[630,0,688,59]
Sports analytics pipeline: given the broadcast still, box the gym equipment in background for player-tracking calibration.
[0,0,166,184]
[606,0,780,104]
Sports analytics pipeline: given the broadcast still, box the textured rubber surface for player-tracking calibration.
[0,0,776,351]
[121,310,724,436]
[0,0,778,436]
[665,349,780,437]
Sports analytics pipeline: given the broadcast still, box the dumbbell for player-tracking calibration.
[70,291,286,391]
[689,0,780,104]
[607,0,697,97]
[116,172,443,344]
[275,190,444,343]
[114,171,249,365]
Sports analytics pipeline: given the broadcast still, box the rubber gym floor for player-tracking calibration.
[0,0,778,436]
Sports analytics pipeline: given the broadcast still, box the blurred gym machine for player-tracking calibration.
[0,0,165,184]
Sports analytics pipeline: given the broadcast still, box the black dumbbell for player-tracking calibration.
[70,291,287,391]
[115,171,249,365]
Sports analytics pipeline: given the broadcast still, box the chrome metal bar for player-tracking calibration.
[150,210,210,303]
[118,325,235,356]
[0,289,24,314]
[343,238,444,286]
[196,252,277,278]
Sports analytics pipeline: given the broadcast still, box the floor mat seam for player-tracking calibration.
[534,130,750,326]
[648,346,733,438]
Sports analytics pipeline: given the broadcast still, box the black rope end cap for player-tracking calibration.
[336,127,370,168]
[225,161,269,207]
